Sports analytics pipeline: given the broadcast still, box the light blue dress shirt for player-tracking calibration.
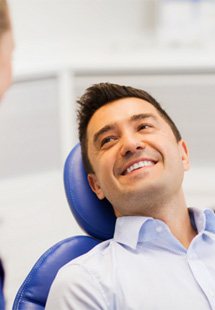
[46,208,215,309]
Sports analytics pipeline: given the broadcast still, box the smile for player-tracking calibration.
[122,160,156,175]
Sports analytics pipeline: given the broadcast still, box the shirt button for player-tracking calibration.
[156,226,163,233]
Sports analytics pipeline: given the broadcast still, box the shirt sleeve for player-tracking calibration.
[45,263,108,310]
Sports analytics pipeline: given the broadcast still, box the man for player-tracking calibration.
[46,83,215,309]
[0,0,14,308]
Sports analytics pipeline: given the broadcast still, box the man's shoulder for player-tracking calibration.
[58,238,114,277]
[46,239,114,309]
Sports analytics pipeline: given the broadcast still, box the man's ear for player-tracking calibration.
[87,173,105,200]
[178,139,190,171]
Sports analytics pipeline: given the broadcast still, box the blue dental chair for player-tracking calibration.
[12,143,116,310]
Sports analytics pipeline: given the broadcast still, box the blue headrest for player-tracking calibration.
[64,143,116,240]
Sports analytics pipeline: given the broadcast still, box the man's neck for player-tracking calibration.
[146,193,197,249]
[164,208,197,249]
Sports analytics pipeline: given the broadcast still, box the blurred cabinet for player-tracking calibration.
[0,77,61,179]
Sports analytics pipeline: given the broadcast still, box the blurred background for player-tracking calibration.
[1,0,215,308]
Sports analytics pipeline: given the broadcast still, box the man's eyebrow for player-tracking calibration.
[130,113,157,122]
[93,124,116,144]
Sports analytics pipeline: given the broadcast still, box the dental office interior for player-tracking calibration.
[1,0,215,308]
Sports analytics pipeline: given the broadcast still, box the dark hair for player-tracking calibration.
[0,0,10,39]
[77,82,181,173]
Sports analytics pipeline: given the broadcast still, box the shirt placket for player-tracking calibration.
[187,238,215,309]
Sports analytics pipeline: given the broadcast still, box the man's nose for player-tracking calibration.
[119,134,145,158]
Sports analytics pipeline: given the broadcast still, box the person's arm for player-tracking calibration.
[0,259,5,310]
[45,264,108,310]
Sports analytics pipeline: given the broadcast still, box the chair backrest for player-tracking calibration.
[64,143,116,240]
[12,143,116,310]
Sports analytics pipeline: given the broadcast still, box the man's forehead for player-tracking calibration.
[88,98,159,128]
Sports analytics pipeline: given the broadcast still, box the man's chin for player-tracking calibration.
[121,181,162,200]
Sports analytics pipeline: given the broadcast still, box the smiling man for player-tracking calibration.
[46,83,215,309]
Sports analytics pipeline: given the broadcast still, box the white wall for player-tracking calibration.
[9,0,157,64]
[8,0,215,60]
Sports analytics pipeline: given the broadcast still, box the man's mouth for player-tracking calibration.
[122,160,156,175]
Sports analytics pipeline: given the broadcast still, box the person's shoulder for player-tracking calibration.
[58,238,113,277]
[46,240,113,309]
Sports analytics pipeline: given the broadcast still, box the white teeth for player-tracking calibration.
[126,161,154,174]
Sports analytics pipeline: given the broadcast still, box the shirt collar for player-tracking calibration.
[190,207,215,234]
[113,208,215,249]
[114,215,170,250]
[113,216,152,249]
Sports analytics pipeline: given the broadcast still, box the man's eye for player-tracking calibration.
[100,136,116,147]
[138,124,151,131]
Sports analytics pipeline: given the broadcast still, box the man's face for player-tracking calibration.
[0,30,14,99]
[87,97,189,217]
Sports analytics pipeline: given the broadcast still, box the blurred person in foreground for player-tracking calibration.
[0,0,14,308]
[46,83,215,309]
